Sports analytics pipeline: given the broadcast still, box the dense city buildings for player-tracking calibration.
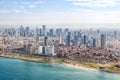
[0,25,120,64]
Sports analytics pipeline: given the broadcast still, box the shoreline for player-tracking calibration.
[0,53,120,74]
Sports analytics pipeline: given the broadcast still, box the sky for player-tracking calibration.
[0,0,120,26]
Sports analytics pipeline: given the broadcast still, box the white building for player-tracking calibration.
[38,46,55,56]
[38,46,42,54]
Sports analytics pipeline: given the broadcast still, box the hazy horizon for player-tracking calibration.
[0,23,120,29]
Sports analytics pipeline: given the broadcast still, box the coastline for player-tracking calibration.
[0,53,120,74]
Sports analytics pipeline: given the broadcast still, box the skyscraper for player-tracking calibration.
[101,34,106,49]
[73,35,78,45]
[40,28,42,36]
[67,36,70,46]
[97,30,100,34]
[19,25,25,37]
[56,28,62,35]
[36,28,42,36]
[36,36,39,47]
[25,26,30,37]
[36,27,39,36]
[42,46,46,54]
[44,37,48,46]
[58,34,62,44]
[65,28,69,35]
[66,32,71,46]
[83,35,87,45]
[78,32,82,38]
[42,25,46,36]
[92,38,96,49]
[49,29,54,36]
[114,31,117,39]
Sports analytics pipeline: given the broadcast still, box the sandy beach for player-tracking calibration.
[0,53,120,74]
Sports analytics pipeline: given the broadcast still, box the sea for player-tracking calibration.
[0,57,120,80]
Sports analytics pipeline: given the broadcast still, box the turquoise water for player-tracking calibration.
[0,57,120,80]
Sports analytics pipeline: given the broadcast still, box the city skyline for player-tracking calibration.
[0,0,120,28]
[0,1,120,79]
[0,22,120,78]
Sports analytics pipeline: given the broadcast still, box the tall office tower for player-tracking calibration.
[44,37,48,46]
[42,46,46,54]
[47,32,49,36]
[36,28,41,36]
[36,27,39,36]
[101,34,106,49]
[66,32,71,46]
[56,29,58,35]
[68,31,71,36]
[36,36,39,47]
[78,32,82,38]
[73,35,78,45]
[59,28,62,35]
[25,26,30,37]
[10,28,16,36]
[83,35,87,45]
[114,31,117,39]
[64,28,69,35]
[92,38,96,49]
[56,28,62,35]
[58,34,62,44]
[42,25,46,36]
[49,29,54,36]
[4,28,7,35]
[7,28,15,36]
[97,30,100,34]
[67,36,71,46]
[20,25,25,37]
[74,31,77,36]
[8,28,11,36]
[40,28,42,36]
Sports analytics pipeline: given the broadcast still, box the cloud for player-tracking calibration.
[0,10,11,14]
[24,0,45,8]
[0,9,22,14]
[72,8,93,12]
[0,8,32,14]
[66,0,120,8]
[29,5,36,8]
